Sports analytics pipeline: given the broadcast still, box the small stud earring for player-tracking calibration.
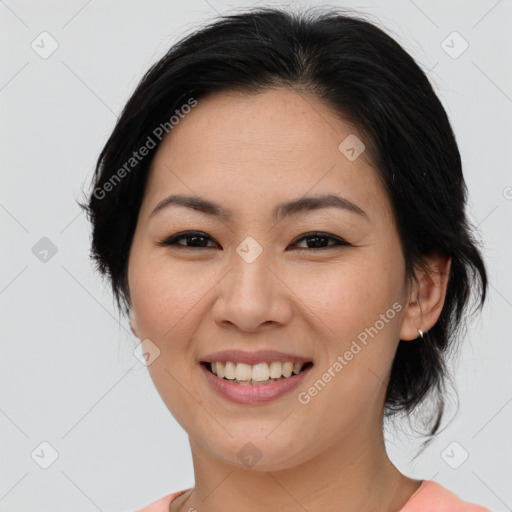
[418,329,424,338]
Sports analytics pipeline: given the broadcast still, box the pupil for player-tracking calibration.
[189,235,205,247]
[308,236,326,248]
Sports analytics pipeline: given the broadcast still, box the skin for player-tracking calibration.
[127,87,451,512]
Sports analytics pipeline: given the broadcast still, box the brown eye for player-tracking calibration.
[290,232,351,251]
[157,231,218,249]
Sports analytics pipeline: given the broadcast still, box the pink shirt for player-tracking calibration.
[135,480,492,511]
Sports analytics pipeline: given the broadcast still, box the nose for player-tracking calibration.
[210,249,293,332]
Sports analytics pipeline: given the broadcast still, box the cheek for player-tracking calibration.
[289,257,395,334]
[289,252,403,377]
[290,260,402,430]
[129,257,210,426]
[130,255,211,340]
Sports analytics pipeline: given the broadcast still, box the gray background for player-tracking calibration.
[0,0,511,511]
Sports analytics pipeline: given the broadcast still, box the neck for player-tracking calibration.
[174,418,420,512]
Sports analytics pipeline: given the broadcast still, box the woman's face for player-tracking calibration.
[128,87,420,471]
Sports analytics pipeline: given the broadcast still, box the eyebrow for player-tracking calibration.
[149,193,368,221]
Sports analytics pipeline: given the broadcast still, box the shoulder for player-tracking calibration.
[401,480,492,512]
[134,489,191,512]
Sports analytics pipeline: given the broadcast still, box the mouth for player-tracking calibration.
[200,360,314,385]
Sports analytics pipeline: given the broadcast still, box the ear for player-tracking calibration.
[399,252,452,341]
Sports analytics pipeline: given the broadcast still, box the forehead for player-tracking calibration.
[141,87,392,226]
[156,87,370,158]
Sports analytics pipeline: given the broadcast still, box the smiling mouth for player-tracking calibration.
[201,361,314,385]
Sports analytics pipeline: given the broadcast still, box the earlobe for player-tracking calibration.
[399,297,424,341]
[399,254,452,341]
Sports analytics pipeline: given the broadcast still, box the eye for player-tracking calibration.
[156,231,350,251]
[289,232,351,251]
[156,231,218,249]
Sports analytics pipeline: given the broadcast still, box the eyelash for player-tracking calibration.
[156,231,351,251]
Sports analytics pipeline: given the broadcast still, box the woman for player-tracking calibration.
[80,6,491,512]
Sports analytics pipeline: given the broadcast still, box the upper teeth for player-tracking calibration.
[211,361,305,381]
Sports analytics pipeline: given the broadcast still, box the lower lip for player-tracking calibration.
[200,363,312,404]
